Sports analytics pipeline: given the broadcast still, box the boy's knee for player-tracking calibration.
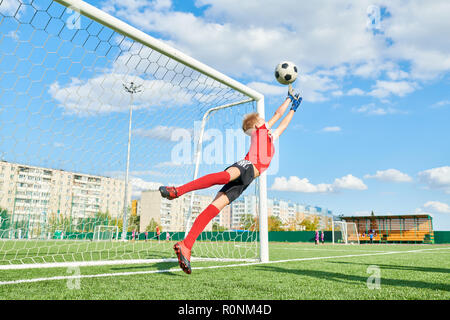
[212,193,230,210]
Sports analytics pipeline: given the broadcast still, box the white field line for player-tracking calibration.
[0,257,257,270]
[270,247,388,253]
[1,247,449,286]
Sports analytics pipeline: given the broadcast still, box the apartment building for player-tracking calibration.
[138,189,334,232]
[0,161,131,229]
[140,191,226,232]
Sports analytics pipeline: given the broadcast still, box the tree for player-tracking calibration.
[0,208,10,238]
[128,214,140,232]
[212,222,226,232]
[285,217,304,231]
[146,218,162,232]
[300,216,320,231]
[47,212,74,233]
[240,214,258,231]
[268,215,284,231]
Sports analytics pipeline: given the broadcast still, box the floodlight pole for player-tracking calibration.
[121,82,142,241]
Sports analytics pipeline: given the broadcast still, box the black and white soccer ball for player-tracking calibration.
[275,61,298,85]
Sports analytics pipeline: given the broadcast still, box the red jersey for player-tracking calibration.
[244,123,275,174]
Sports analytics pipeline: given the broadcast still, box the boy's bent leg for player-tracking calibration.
[174,193,229,274]
[161,170,237,200]
[177,167,242,196]
[184,192,229,249]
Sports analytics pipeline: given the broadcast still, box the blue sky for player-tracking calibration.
[94,0,450,228]
[1,0,449,229]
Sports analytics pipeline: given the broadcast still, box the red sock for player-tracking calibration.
[176,171,230,196]
[184,204,220,250]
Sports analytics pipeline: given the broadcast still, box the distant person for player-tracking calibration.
[166,232,170,242]
[369,232,374,244]
[132,229,135,241]
[145,231,148,242]
[315,230,319,245]
[156,226,161,242]
[321,230,325,244]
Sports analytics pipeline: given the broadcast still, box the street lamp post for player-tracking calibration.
[121,82,142,241]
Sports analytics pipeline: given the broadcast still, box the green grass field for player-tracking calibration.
[0,242,449,300]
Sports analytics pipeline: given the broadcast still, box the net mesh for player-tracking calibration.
[0,0,260,267]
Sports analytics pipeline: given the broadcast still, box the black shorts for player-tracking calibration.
[219,160,255,203]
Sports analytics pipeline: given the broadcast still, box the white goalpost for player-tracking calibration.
[0,0,268,269]
[332,221,360,245]
[93,225,118,241]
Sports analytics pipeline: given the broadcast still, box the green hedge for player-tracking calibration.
[268,231,331,242]
[434,231,450,244]
[25,230,450,243]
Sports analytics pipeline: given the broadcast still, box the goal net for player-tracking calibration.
[0,0,268,269]
[93,225,118,241]
[332,221,360,245]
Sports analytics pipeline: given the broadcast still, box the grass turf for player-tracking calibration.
[0,242,448,300]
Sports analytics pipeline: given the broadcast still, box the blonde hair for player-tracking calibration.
[242,112,260,133]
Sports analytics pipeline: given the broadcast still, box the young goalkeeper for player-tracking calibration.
[159,87,302,274]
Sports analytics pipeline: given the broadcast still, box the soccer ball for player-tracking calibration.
[275,61,298,85]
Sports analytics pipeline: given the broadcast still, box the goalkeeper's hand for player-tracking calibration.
[287,84,302,112]
[287,84,297,102]
[290,94,302,112]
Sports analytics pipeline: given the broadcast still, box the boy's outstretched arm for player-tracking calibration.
[266,97,291,129]
[271,92,302,140]
[266,85,297,129]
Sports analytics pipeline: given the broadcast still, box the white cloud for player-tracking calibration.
[271,176,333,193]
[423,201,450,214]
[347,88,365,96]
[247,71,340,102]
[381,0,450,79]
[368,80,418,99]
[0,0,21,16]
[133,125,190,141]
[129,177,161,197]
[48,74,196,116]
[364,169,413,183]
[386,69,409,81]
[431,100,450,108]
[418,166,450,194]
[98,0,381,101]
[271,174,367,193]
[321,126,341,133]
[352,103,405,116]
[53,142,65,148]
[14,0,448,113]
[333,174,368,191]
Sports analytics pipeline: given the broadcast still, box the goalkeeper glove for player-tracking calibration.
[290,94,302,112]
[287,85,302,112]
